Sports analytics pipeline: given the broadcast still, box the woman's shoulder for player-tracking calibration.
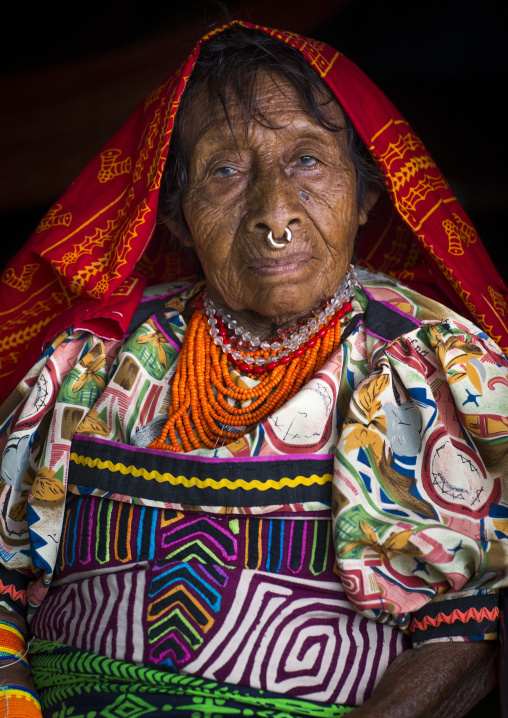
[357,268,459,322]
[356,267,500,348]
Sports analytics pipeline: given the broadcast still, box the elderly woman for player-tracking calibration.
[1,21,507,718]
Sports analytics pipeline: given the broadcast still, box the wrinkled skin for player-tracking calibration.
[354,640,495,717]
[174,72,377,338]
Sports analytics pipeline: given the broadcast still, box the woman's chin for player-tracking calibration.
[246,288,328,328]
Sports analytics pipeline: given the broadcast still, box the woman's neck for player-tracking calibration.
[216,306,311,340]
[202,266,357,343]
[204,290,334,342]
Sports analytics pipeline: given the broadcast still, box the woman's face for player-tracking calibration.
[178,72,376,327]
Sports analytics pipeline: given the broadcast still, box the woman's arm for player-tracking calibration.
[0,605,42,717]
[333,316,508,715]
[353,641,496,718]
[0,606,35,691]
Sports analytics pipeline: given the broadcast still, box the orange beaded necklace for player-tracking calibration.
[149,292,353,453]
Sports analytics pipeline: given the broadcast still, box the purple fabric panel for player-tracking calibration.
[36,494,408,706]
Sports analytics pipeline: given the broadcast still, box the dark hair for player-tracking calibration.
[158,25,385,233]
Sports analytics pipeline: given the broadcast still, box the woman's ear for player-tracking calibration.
[164,218,194,249]
[358,190,381,226]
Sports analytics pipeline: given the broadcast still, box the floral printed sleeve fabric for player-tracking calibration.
[333,270,508,643]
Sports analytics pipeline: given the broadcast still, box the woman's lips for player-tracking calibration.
[248,252,314,277]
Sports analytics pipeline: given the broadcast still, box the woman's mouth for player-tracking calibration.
[248,252,314,277]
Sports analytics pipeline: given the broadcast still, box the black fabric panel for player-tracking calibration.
[310,519,329,575]
[267,519,282,572]
[64,499,78,568]
[126,297,166,334]
[69,437,333,508]
[364,298,420,341]
[0,563,30,618]
[116,504,131,561]
[410,592,499,644]
[247,519,261,569]
[138,505,157,562]
[289,520,305,572]
[79,498,93,563]
[341,313,363,342]
[154,308,183,349]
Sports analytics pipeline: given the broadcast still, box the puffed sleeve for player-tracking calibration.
[0,331,90,718]
[0,330,119,619]
[333,317,508,644]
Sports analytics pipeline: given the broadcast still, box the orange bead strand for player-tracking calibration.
[149,299,346,452]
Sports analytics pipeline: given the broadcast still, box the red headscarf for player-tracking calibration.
[1,21,507,403]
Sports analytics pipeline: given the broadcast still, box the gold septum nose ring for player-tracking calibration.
[266,227,292,250]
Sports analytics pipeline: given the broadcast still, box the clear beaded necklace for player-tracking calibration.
[202,264,358,373]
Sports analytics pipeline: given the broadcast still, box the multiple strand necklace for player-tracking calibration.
[149,266,358,452]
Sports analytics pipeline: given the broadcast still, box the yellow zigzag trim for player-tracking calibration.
[70,453,332,491]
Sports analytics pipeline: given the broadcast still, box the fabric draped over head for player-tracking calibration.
[1,20,507,403]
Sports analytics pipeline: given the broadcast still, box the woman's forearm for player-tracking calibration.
[352,641,496,718]
[0,605,37,692]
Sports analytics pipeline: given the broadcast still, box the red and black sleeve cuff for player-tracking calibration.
[410,591,499,645]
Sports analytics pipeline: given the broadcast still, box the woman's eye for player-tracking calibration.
[297,155,317,167]
[214,166,236,178]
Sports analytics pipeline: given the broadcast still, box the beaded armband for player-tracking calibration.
[0,687,42,717]
[410,591,499,645]
[0,622,29,669]
[0,623,42,716]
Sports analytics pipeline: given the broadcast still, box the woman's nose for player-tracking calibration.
[245,166,305,240]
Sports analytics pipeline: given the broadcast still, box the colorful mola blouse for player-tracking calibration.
[0,269,506,705]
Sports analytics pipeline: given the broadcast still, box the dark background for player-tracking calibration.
[1,0,506,283]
